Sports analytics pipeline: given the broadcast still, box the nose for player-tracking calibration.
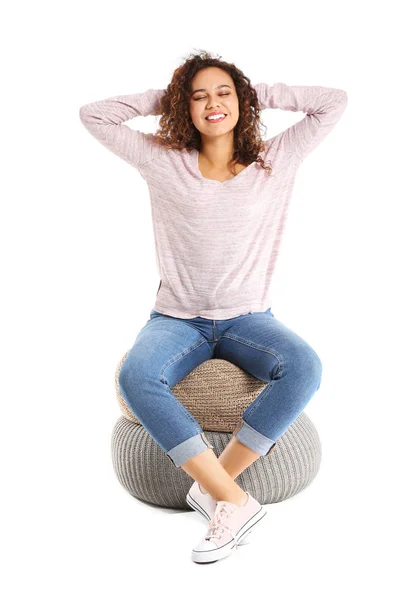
[206,100,221,110]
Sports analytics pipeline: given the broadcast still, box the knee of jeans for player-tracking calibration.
[287,345,323,389]
[118,362,133,401]
[305,348,323,390]
[118,358,159,401]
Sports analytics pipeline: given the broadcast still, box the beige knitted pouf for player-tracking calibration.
[111,352,322,509]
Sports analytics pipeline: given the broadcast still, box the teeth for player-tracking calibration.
[206,114,225,120]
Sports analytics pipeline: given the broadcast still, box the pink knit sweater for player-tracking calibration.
[79,82,348,319]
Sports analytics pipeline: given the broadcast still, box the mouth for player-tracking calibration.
[205,114,227,123]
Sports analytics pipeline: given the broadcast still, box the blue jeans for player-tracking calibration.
[118,308,323,469]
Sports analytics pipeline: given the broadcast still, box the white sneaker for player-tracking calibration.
[186,481,252,545]
[191,492,267,564]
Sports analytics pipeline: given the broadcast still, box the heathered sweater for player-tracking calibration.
[79,82,348,319]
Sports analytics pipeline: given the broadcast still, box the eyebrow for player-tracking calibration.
[190,84,231,96]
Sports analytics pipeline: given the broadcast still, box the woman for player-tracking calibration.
[79,50,348,564]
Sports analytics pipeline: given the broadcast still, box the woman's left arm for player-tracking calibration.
[254,82,348,162]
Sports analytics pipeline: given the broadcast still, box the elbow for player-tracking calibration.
[338,89,348,104]
[332,89,348,112]
[79,105,88,123]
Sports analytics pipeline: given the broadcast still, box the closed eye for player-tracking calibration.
[194,93,230,101]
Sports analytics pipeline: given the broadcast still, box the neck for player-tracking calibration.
[199,134,235,169]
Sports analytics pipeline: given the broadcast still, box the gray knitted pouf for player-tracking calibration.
[112,354,322,509]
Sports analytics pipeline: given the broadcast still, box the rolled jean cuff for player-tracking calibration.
[166,432,214,469]
[232,418,276,456]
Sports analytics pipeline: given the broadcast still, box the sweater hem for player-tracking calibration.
[152,302,272,320]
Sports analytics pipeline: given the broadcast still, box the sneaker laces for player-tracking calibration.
[205,502,240,549]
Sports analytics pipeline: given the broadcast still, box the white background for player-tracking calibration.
[2,0,399,597]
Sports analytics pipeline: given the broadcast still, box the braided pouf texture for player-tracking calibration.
[112,353,322,508]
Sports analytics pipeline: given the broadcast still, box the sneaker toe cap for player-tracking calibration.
[193,538,218,551]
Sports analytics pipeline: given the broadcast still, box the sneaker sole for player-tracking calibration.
[185,492,252,545]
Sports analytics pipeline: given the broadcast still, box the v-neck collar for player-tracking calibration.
[192,149,256,187]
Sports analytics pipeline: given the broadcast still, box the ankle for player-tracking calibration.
[215,490,248,507]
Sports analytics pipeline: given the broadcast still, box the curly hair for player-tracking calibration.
[152,49,273,178]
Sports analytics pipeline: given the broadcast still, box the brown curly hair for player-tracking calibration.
[152,49,273,178]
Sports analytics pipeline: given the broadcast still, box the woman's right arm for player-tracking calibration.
[79,88,166,170]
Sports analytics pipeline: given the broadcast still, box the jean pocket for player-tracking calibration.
[150,309,163,319]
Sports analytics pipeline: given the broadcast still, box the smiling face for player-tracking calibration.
[189,67,240,138]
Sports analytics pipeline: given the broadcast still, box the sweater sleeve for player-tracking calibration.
[254,82,348,162]
[79,88,167,170]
